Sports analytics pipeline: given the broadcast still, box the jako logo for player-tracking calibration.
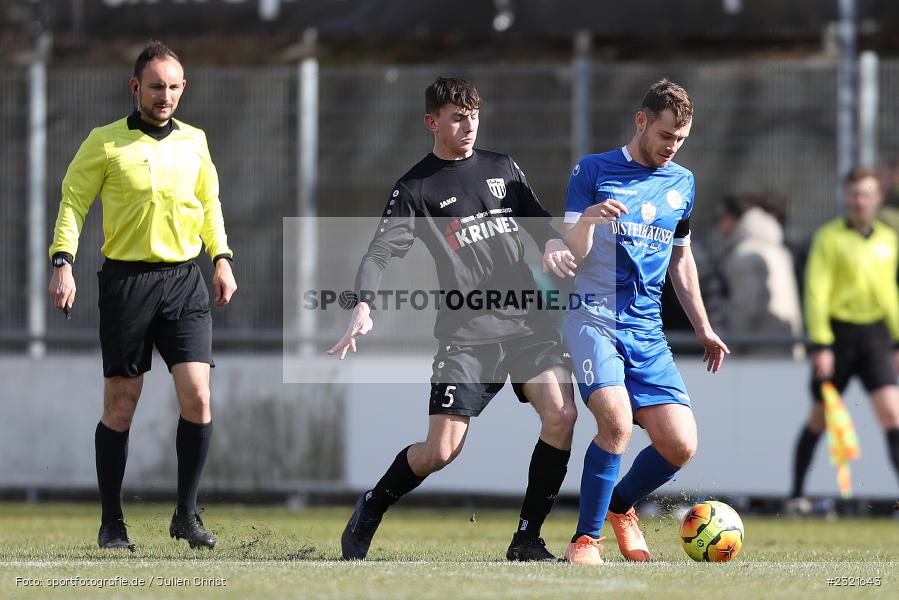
[444,216,520,251]
[440,196,457,209]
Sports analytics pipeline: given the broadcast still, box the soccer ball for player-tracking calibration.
[679,500,744,562]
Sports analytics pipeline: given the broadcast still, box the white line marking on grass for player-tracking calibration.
[1,560,896,568]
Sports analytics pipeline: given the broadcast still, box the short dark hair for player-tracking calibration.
[755,190,789,225]
[719,194,748,220]
[641,79,693,127]
[844,165,880,186]
[425,77,482,115]
[134,40,181,79]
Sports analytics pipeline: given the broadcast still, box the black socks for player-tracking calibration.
[97,417,213,521]
[516,439,571,540]
[887,428,899,482]
[95,421,129,524]
[176,417,213,516]
[366,445,426,514]
[792,426,899,495]
[365,439,571,534]
[792,425,822,498]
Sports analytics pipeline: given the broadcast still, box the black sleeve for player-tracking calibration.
[354,183,417,297]
[508,157,559,249]
[674,216,691,240]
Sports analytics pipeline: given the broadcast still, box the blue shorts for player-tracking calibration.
[563,313,691,413]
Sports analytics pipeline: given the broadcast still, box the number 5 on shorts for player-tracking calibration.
[442,385,456,407]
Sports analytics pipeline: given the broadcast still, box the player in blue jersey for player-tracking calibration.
[561,80,729,565]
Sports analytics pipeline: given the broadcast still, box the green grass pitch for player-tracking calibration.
[0,502,896,598]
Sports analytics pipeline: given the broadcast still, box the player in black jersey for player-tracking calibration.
[330,77,579,561]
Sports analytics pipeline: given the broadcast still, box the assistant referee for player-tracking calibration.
[47,41,236,549]
[789,166,899,507]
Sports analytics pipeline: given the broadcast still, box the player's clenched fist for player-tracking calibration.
[581,199,629,224]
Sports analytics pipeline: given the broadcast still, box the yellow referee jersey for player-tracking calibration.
[49,114,232,263]
[804,218,899,345]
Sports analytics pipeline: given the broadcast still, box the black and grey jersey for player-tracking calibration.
[355,149,559,344]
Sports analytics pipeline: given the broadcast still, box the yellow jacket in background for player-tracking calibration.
[804,218,899,346]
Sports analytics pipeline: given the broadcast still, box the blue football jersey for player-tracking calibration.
[565,146,695,331]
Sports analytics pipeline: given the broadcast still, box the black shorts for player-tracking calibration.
[98,259,213,378]
[429,327,570,417]
[811,319,897,402]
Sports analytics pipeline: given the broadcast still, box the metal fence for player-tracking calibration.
[2,58,890,350]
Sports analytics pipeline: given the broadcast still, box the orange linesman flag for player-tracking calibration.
[821,382,861,498]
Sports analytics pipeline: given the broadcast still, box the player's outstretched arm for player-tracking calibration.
[542,239,578,277]
[328,302,374,360]
[668,244,730,373]
[48,263,76,311]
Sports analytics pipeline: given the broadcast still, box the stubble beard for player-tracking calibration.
[139,98,173,125]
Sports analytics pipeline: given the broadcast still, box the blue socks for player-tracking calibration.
[576,443,682,538]
[576,441,621,538]
[608,444,679,514]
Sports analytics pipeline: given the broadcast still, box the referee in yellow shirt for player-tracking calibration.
[47,41,236,549]
[790,166,899,507]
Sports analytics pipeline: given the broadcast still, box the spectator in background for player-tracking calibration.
[790,167,899,510]
[660,239,724,345]
[716,194,804,357]
[755,190,809,289]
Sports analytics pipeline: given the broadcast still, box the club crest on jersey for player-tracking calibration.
[666,189,682,209]
[641,203,657,223]
[486,178,506,199]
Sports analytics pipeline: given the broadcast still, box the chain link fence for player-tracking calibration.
[3,59,890,350]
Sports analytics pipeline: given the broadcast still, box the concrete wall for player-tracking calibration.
[336,355,896,499]
[0,354,343,492]
[1,353,895,499]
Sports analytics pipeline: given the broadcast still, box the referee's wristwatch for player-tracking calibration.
[52,254,72,268]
